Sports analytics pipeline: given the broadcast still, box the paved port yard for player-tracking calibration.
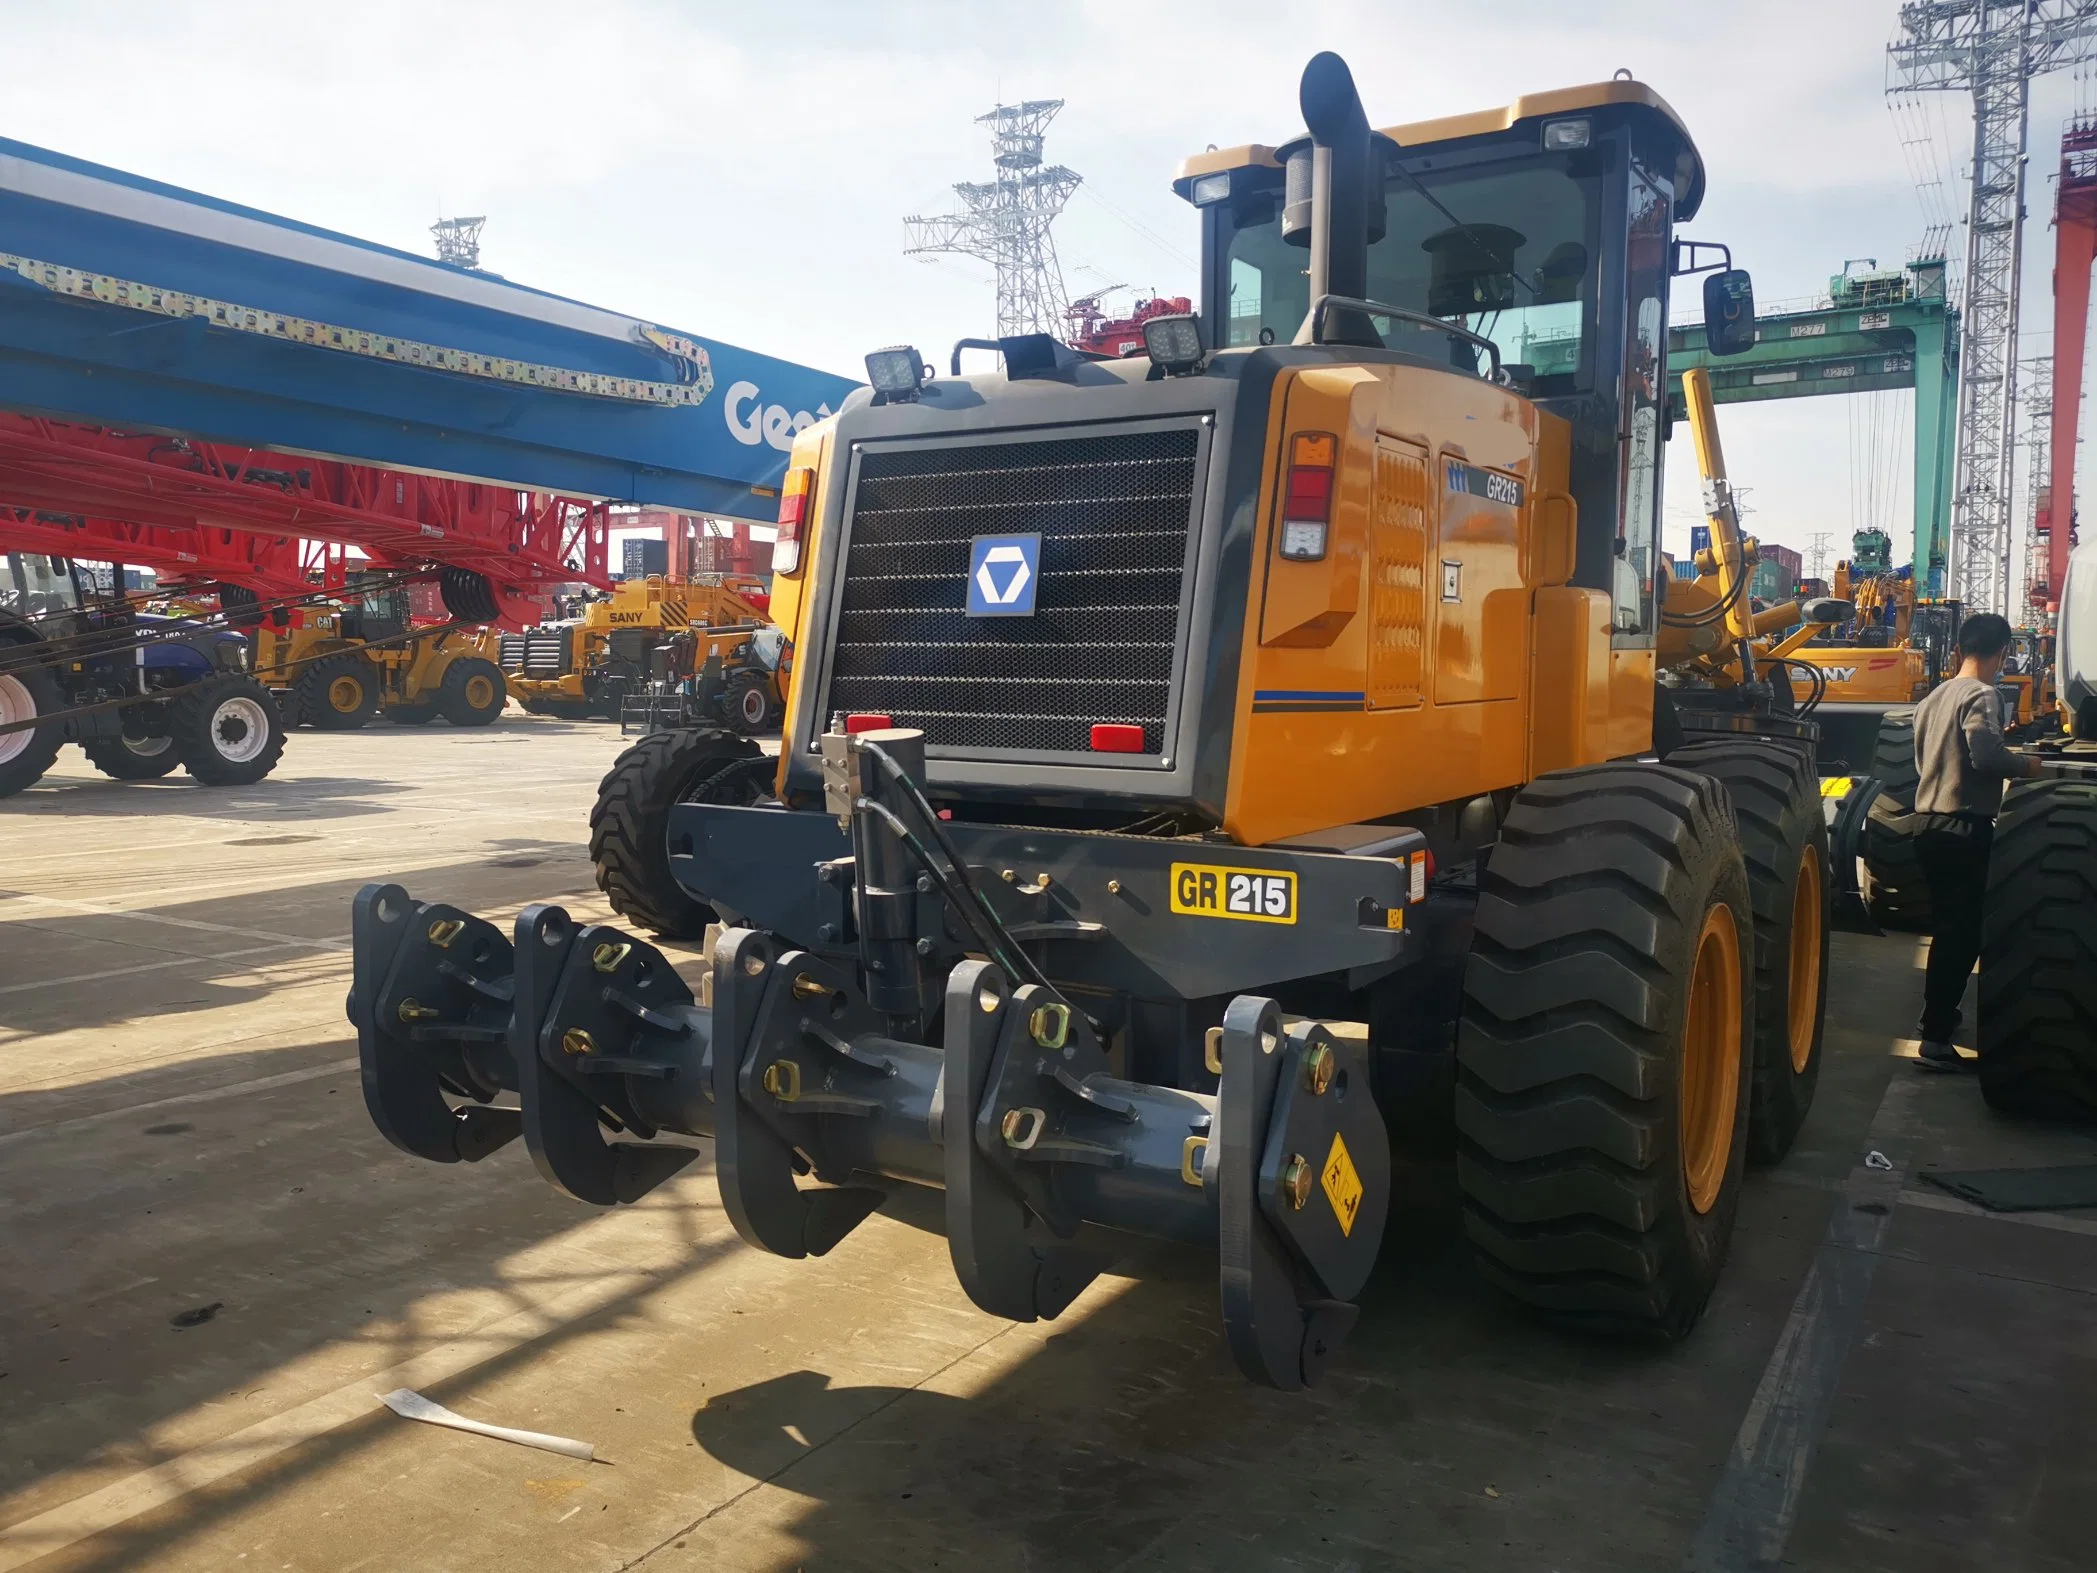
[2,721,2093,1573]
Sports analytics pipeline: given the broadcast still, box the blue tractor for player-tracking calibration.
[0,552,286,796]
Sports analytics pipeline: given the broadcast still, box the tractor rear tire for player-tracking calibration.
[83,733,181,780]
[1977,782,2097,1119]
[727,671,782,734]
[0,661,65,798]
[1668,740,1830,1164]
[298,655,377,730]
[1861,795,1933,933]
[590,729,766,938]
[173,676,287,787]
[438,658,507,726]
[1455,762,1755,1338]
[1870,709,1919,812]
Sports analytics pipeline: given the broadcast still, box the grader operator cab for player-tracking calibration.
[348,55,1831,1388]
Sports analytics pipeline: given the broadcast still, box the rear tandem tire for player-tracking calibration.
[172,676,288,787]
[0,660,65,798]
[83,733,181,780]
[1977,782,2097,1119]
[1667,740,1830,1164]
[1861,795,1934,934]
[1455,763,1755,1338]
[589,728,765,939]
[437,658,507,726]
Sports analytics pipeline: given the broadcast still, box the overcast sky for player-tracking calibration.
[6,0,2093,581]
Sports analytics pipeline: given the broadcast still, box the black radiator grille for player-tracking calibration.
[825,425,1199,754]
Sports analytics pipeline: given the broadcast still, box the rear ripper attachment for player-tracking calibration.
[349,726,1396,1390]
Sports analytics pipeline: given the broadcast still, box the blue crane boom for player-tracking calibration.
[0,136,858,519]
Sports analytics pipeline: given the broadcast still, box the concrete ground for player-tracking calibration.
[2,719,2094,1573]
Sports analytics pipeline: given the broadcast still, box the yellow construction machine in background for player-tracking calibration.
[250,578,508,729]
[499,573,782,729]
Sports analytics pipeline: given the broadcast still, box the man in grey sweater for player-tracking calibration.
[1909,612,2048,1069]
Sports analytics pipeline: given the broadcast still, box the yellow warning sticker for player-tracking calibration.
[1320,1131,1364,1236]
[1819,777,1855,800]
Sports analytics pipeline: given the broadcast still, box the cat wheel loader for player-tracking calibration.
[247,577,508,730]
[348,54,1833,1388]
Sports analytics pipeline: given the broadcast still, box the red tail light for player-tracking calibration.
[775,466,814,574]
[1278,432,1336,561]
[1090,723,1145,753]
[844,712,893,734]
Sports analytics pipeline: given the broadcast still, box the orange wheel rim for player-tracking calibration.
[328,676,362,711]
[1681,901,1743,1215]
[1787,846,1824,1074]
[466,675,495,708]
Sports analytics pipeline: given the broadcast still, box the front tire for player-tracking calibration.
[589,729,766,938]
[1667,740,1829,1164]
[173,677,287,786]
[1456,763,1754,1338]
[0,662,65,797]
[1861,796,1933,934]
[437,658,506,726]
[297,654,377,730]
[1978,782,2097,1119]
[83,733,181,780]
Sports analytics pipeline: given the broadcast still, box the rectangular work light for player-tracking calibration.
[1142,313,1207,376]
[864,345,926,401]
[1190,171,1232,205]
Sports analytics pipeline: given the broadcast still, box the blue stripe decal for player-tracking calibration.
[1253,690,1366,701]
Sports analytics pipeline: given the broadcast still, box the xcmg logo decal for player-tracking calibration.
[966,534,1041,617]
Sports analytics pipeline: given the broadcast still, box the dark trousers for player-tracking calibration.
[1914,821,1993,1042]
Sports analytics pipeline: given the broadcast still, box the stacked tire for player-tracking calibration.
[1977,781,2097,1120]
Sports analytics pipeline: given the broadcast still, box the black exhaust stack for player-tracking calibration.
[1281,52,1388,347]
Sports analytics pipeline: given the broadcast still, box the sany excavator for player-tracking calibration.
[344,53,1848,1389]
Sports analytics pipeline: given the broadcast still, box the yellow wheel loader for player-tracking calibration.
[345,54,1831,1388]
[251,579,507,729]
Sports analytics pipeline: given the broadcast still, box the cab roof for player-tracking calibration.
[1174,79,1706,220]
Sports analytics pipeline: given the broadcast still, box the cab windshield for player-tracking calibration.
[1222,156,1602,394]
[2,554,83,618]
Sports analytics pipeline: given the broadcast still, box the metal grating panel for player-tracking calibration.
[1368,438,1429,709]
[825,424,1199,754]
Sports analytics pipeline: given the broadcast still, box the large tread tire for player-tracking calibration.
[1861,795,1934,934]
[1870,709,1919,812]
[1978,782,2097,1119]
[172,676,287,787]
[297,654,377,730]
[589,729,766,938]
[0,659,65,797]
[1668,740,1830,1164]
[1455,763,1755,1338]
[82,733,181,780]
[437,658,507,726]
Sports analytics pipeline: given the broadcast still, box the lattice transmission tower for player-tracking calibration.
[431,215,486,270]
[1889,1,2097,615]
[905,101,1082,338]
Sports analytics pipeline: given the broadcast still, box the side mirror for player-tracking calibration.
[1704,270,1756,357]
